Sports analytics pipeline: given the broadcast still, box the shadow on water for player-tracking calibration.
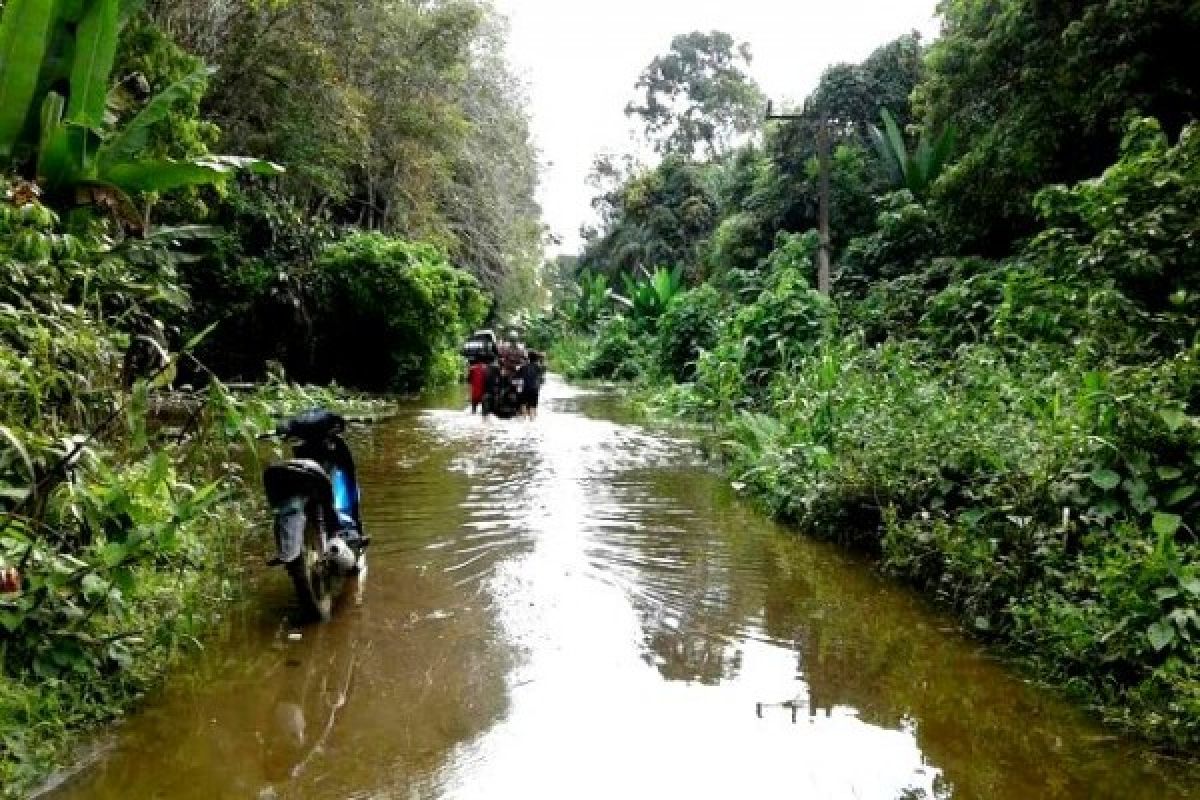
[52,377,1200,799]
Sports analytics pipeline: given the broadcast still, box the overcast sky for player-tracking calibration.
[490,0,942,255]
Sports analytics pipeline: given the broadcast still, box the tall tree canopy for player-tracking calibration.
[143,0,543,298]
[625,31,766,159]
[916,0,1200,254]
[582,34,926,283]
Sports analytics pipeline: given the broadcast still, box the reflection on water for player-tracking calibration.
[53,378,1200,799]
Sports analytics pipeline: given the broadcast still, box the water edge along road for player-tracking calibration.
[51,377,1200,799]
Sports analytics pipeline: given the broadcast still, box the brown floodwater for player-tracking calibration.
[49,377,1200,799]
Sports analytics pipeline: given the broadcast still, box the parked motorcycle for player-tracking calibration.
[262,410,368,621]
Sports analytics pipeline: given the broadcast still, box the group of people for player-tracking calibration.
[466,332,545,420]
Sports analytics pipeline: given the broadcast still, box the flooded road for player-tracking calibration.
[54,378,1200,799]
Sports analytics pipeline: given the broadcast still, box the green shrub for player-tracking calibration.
[839,190,942,290]
[316,233,488,391]
[0,188,390,793]
[726,231,833,392]
[579,315,647,381]
[656,284,724,382]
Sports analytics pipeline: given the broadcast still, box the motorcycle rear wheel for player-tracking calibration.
[286,522,333,622]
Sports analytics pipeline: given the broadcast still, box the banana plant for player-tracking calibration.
[869,108,956,198]
[0,0,281,222]
[614,265,683,322]
[566,269,610,330]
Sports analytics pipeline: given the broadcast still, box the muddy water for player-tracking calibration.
[53,378,1200,799]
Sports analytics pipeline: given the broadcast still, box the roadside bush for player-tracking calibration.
[839,190,943,291]
[1023,118,1200,352]
[181,186,338,382]
[726,231,832,392]
[706,210,768,274]
[317,233,488,391]
[656,284,724,382]
[579,315,649,381]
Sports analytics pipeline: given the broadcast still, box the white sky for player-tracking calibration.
[490,0,942,255]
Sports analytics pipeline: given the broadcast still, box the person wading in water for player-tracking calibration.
[466,359,488,413]
[518,352,544,419]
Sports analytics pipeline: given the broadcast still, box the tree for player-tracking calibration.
[916,0,1200,254]
[809,33,925,144]
[625,31,765,159]
[441,9,544,302]
[142,0,542,301]
[578,156,720,281]
[706,34,927,274]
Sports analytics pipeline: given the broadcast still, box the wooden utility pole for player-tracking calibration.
[816,119,831,295]
[765,101,832,296]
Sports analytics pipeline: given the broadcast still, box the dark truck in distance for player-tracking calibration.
[462,329,497,362]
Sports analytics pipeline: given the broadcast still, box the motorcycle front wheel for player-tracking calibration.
[286,517,333,622]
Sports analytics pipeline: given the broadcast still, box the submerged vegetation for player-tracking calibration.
[535,1,1200,749]
[0,0,536,792]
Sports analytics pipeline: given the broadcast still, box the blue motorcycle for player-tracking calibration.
[262,410,368,621]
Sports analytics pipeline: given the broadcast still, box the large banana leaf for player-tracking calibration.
[101,155,282,193]
[650,265,683,308]
[880,108,911,185]
[58,1,87,22]
[37,92,80,189]
[0,0,59,158]
[870,107,957,197]
[67,0,120,130]
[99,66,215,166]
[927,125,957,185]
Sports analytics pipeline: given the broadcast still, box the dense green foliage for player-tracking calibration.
[543,3,1200,749]
[625,31,765,159]
[917,0,1199,254]
[0,0,542,385]
[317,234,488,391]
[0,185,390,795]
[143,0,543,306]
[0,0,537,790]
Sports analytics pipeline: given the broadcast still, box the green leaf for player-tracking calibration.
[100,155,283,193]
[1156,466,1183,481]
[99,159,227,193]
[143,224,221,244]
[959,508,986,526]
[1152,512,1182,538]
[1159,408,1187,433]
[38,123,96,192]
[98,542,127,568]
[0,0,59,157]
[81,572,107,599]
[182,320,220,353]
[1166,485,1197,506]
[67,0,120,130]
[1154,587,1179,602]
[0,424,35,482]
[0,609,24,632]
[110,565,135,593]
[1089,468,1120,491]
[1181,578,1200,596]
[1147,620,1175,652]
[98,66,214,166]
